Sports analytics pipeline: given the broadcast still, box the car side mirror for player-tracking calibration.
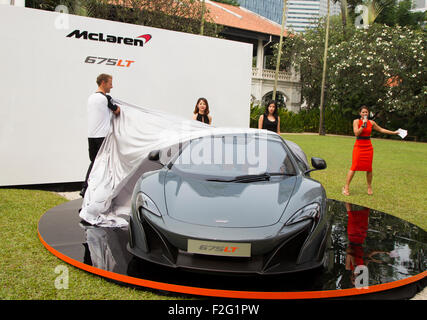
[305,157,327,174]
[311,157,327,170]
[148,150,160,161]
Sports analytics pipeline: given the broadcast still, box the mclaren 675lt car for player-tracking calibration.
[127,130,329,274]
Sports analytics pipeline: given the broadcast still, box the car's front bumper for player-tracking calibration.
[128,209,328,275]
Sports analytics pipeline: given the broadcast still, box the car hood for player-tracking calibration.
[164,171,297,228]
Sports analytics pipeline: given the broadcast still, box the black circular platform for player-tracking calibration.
[38,199,426,299]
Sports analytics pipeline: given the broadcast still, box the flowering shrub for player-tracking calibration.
[276,20,426,140]
[250,105,353,135]
[328,24,426,118]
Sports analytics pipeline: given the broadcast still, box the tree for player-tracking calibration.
[26,0,221,37]
[347,0,426,29]
[319,0,331,135]
[327,24,426,119]
[395,0,426,27]
[273,16,353,110]
[274,17,426,139]
[200,0,206,35]
[336,0,349,39]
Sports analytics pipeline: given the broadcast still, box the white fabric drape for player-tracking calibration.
[79,100,309,228]
[79,99,211,227]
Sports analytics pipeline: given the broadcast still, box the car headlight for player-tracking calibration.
[135,192,162,217]
[285,203,321,226]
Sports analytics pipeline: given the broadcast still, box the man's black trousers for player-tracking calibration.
[81,137,105,196]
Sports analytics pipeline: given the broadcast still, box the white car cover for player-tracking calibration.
[79,100,309,228]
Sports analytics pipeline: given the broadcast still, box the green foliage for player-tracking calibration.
[250,105,353,135]
[343,0,426,29]
[360,0,426,28]
[274,17,426,141]
[249,104,263,128]
[278,108,305,133]
[274,18,356,110]
[26,0,85,13]
[327,24,426,138]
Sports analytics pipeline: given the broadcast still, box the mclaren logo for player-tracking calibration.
[66,29,152,47]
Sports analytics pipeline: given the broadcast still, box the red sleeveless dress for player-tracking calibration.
[350,119,373,172]
[347,208,370,269]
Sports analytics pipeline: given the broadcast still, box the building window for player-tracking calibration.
[262,91,288,109]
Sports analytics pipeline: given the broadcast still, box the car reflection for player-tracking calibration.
[80,224,132,274]
[71,200,425,293]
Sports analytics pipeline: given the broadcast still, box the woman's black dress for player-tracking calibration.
[196,113,209,124]
[262,115,278,132]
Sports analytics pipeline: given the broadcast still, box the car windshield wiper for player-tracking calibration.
[206,172,270,183]
[268,172,296,176]
[206,171,296,183]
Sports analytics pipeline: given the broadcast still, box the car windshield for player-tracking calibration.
[171,134,296,178]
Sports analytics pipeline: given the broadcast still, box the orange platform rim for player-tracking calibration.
[38,227,427,299]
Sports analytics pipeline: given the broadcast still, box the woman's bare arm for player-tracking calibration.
[371,121,398,135]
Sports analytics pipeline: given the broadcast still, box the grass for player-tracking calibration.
[0,134,425,299]
[0,189,175,300]
[283,133,427,230]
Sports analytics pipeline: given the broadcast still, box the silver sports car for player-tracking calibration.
[127,130,328,274]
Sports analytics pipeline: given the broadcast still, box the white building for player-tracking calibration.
[411,0,427,12]
[286,0,341,33]
[205,1,302,111]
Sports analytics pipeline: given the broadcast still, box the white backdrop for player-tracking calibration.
[0,6,252,186]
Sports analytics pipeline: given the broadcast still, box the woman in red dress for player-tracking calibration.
[343,106,398,196]
[345,203,370,272]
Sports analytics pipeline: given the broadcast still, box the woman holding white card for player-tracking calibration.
[343,106,399,196]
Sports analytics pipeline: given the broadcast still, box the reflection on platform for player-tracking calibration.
[81,225,132,275]
[318,201,426,291]
[39,199,426,296]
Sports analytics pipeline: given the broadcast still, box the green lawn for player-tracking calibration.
[283,133,427,230]
[0,134,425,299]
[0,189,176,300]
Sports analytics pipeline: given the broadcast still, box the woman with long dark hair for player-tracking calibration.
[343,106,398,196]
[258,100,280,134]
[192,97,212,125]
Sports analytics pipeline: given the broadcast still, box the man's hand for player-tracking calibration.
[106,94,120,115]
[114,106,120,116]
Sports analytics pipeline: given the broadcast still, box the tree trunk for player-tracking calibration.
[319,0,330,136]
[340,0,348,39]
